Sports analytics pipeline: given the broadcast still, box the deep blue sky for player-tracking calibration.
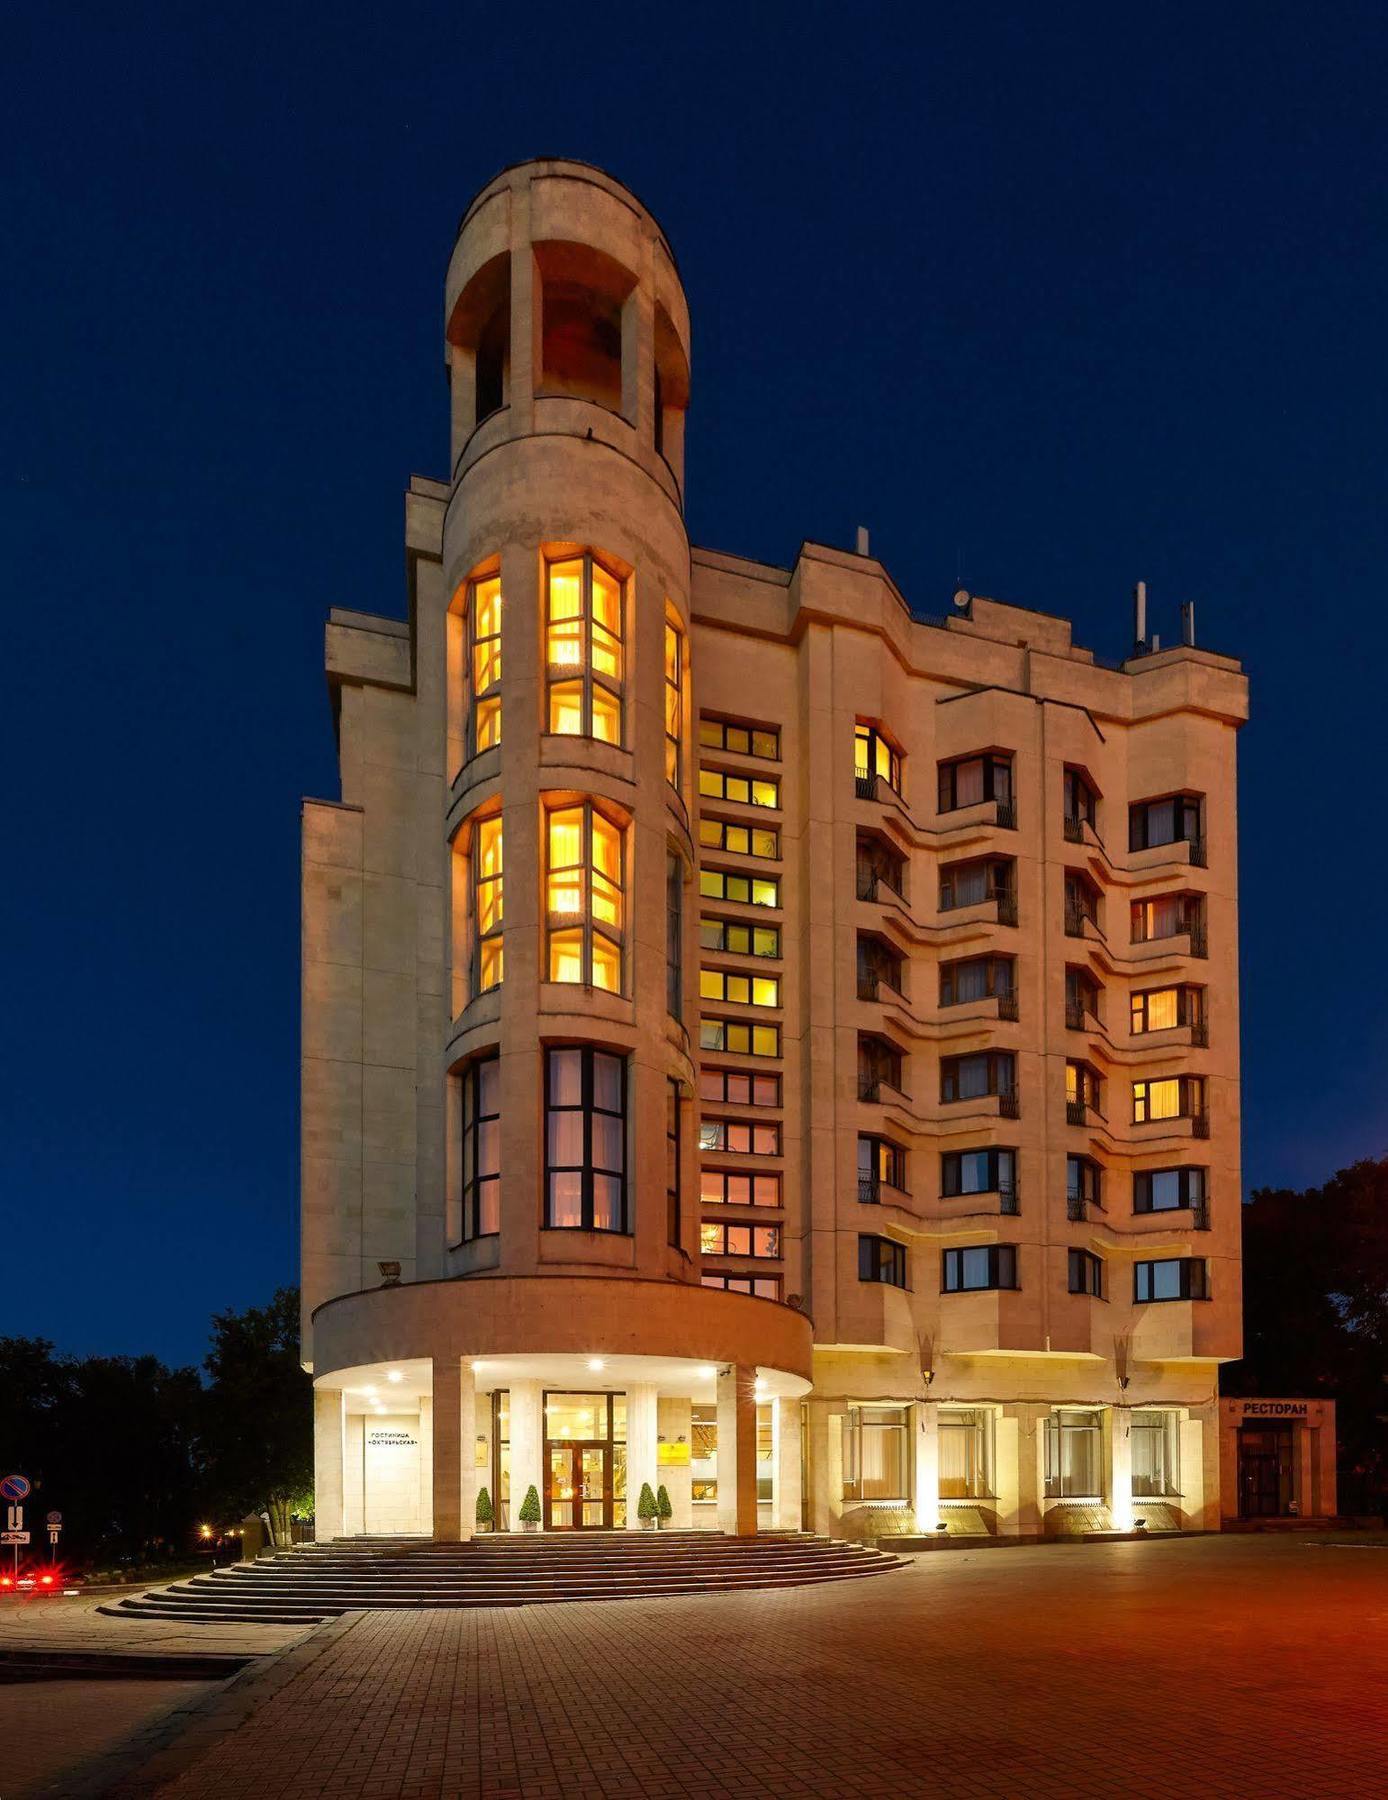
[5,3,1385,1367]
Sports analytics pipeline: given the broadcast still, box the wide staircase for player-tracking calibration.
[101,1531,906,1624]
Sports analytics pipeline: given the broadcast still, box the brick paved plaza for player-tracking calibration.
[12,1536,1387,1799]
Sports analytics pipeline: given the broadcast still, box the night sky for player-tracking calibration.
[6,3,1386,1368]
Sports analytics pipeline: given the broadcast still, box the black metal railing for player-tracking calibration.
[1193,1201,1211,1231]
[998,1092,1021,1119]
[858,1176,880,1204]
[1064,903,1090,938]
[1065,1000,1084,1031]
[1188,837,1208,869]
[996,892,1019,928]
[1193,1115,1210,1139]
[1063,815,1085,844]
[1189,922,1208,958]
[1066,1099,1089,1127]
[854,774,878,802]
[1067,1194,1087,1222]
[997,993,1020,1022]
[1191,1018,1209,1048]
[995,800,1018,831]
[858,1077,882,1102]
[999,1184,1020,1216]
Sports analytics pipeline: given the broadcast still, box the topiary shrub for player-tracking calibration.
[476,1486,494,1528]
[519,1484,542,1529]
[637,1481,659,1526]
[656,1483,673,1527]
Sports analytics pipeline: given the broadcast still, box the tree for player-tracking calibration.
[518,1484,541,1526]
[201,1288,313,1547]
[476,1485,494,1528]
[1228,1158,1388,1513]
[656,1483,673,1527]
[637,1481,658,1525]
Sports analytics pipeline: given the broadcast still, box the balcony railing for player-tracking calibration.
[998,1092,1021,1120]
[999,1184,1019,1216]
[1063,815,1085,844]
[1188,837,1208,869]
[1193,1115,1211,1139]
[1189,921,1208,958]
[858,1176,880,1204]
[857,868,904,903]
[1067,1194,1087,1222]
[1065,1000,1084,1031]
[1193,1201,1211,1231]
[1064,902,1093,938]
[996,892,1019,928]
[995,800,1017,831]
[1191,1018,1210,1048]
[855,774,878,802]
[997,993,1020,1022]
[1066,1099,1090,1127]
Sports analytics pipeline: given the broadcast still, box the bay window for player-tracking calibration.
[858,1234,908,1287]
[465,571,503,753]
[701,1221,781,1257]
[1131,986,1203,1034]
[545,552,623,743]
[941,1147,1016,1206]
[938,751,1012,814]
[942,1244,1018,1292]
[546,803,624,991]
[940,856,1013,913]
[1131,892,1201,943]
[1063,767,1097,829]
[1134,1167,1207,1214]
[1135,1257,1209,1302]
[1068,1248,1104,1297]
[544,1046,627,1232]
[472,813,504,993]
[1132,1075,1205,1125]
[941,1051,1015,1104]
[857,1134,907,1201]
[940,954,1014,1006]
[1130,793,1203,853]
[854,724,901,794]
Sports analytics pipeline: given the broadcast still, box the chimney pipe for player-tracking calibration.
[1133,581,1147,648]
[855,526,870,557]
[1151,633,1160,652]
[1181,600,1196,647]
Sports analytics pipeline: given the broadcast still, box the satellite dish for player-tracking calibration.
[952,588,971,610]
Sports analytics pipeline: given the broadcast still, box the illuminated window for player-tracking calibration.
[460,1056,500,1241]
[939,1409,993,1498]
[854,724,901,793]
[1131,1411,1180,1495]
[1066,1060,1103,1112]
[701,1222,781,1257]
[546,803,624,992]
[1067,1155,1103,1209]
[858,1235,908,1288]
[857,1135,906,1198]
[698,868,779,908]
[699,818,779,859]
[1068,1248,1104,1298]
[544,1046,627,1232]
[1135,1257,1209,1302]
[545,553,624,743]
[938,752,1012,813]
[1045,1410,1101,1497]
[699,1170,782,1207]
[699,717,779,760]
[699,918,780,957]
[699,1119,781,1155]
[843,1405,909,1501]
[698,1069,781,1108]
[1132,1075,1204,1124]
[699,968,780,1007]
[465,573,503,754]
[699,1018,780,1057]
[1131,986,1202,1034]
[472,814,504,993]
[942,1245,1018,1292]
[664,621,684,787]
[1134,1167,1207,1213]
[700,1272,781,1298]
[698,767,780,808]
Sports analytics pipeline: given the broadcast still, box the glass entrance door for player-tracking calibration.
[547,1443,611,1528]
[1238,1425,1292,1517]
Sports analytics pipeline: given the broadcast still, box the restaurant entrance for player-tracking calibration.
[1237,1423,1293,1517]
[543,1392,627,1529]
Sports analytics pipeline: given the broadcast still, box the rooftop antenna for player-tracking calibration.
[1133,581,1148,652]
[1181,600,1196,647]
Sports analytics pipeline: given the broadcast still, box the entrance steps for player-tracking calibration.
[99,1532,905,1624]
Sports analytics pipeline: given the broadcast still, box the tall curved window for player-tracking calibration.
[466,573,502,753]
[545,553,623,744]
[664,620,684,787]
[461,1056,500,1240]
[472,814,503,993]
[545,1046,627,1232]
[546,803,624,992]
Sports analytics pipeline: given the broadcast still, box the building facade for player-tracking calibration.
[302,158,1249,1544]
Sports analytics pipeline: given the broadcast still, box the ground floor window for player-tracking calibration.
[843,1404,910,1503]
[1131,1410,1180,1496]
[490,1389,510,1529]
[938,1408,993,1498]
[1045,1408,1102,1498]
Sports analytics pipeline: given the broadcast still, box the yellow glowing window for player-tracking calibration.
[473,814,504,992]
[546,553,624,742]
[699,969,780,1007]
[1133,989,1181,1033]
[855,724,901,791]
[698,870,780,908]
[699,718,780,761]
[699,1019,781,1058]
[467,574,503,753]
[699,768,780,808]
[699,819,779,859]
[1134,1078,1182,1123]
[664,621,684,788]
[546,802,624,991]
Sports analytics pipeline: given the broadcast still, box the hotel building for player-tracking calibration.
[301,158,1249,1544]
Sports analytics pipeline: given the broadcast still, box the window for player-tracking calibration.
[1045,1410,1101,1498]
[701,1222,781,1258]
[940,857,1014,912]
[544,1047,627,1232]
[699,767,780,808]
[938,752,1012,813]
[1135,1258,1209,1302]
[1130,793,1203,853]
[940,1052,1015,1104]
[857,1135,907,1200]
[1131,986,1202,1034]
[857,935,904,999]
[699,917,780,958]
[546,803,624,991]
[666,851,683,1017]
[699,1119,781,1156]
[1067,1155,1103,1211]
[699,1069,782,1108]
[465,573,503,754]
[1065,870,1100,933]
[858,1235,908,1288]
[856,832,906,901]
[855,724,901,794]
[700,1170,782,1208]
[545,553,623,743]
[1066,1061,1103,1113]
[1063,768,1097,828]
[939,1409,993,1498]
[699,968,780,1007]
[942,1245,1018,1292]
[472,814,504,993]
[1068,1248,1104,1298]
[699,818,779,859]
[698,868,780,908]
[700,1018,780,1058]
[843,1405,910,1502]
[940,955,1014,1006]
[700,1272,781,1299]
[1134,1167,1207,1213]
[666,1078,681,1247]
[1065,967,1101,1027]
[664,621,684,787]
[1131,1411,1180,1496]
[858,1034,904,1099]
[460,1056,500,1240]
[699,716,780,761]
[1132,1075,1205,1125]
[941,1147,1017,1203]
[1131,892,1201,943]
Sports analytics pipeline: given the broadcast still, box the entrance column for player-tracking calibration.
[509,1381,543,1531]
[913,1400,939,1533]
[626,1384,658,1531]
[313,1388,345,1541]
[1109,1406,1134,1532]
[772,1396,802,1531]
[1295,1422,1315,1518]
[716,1364,758,1535]
[432,1357,477,1540]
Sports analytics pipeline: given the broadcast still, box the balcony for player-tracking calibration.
[1066,1100,1089,1127]
[999,1184,1019,1216]
[855,774,878,802]
[1064,903,1094,939]
[1189,922,1208,958]
[1193,1200,1211,1231]
[1065,1000,1083,1031]
[997,993,1020,1022]
[995,800,1018,831]
[1188,837,1208,869]
[858,1176,880,1204]
[1066,1194,1087,1222]
[996,892,1019,928]
[857,868,904,903]
[1193,1115,1210,1139]
[1063,815,1085,844]
[1191,1018,1210,1048]
[998,1092,1021,1120]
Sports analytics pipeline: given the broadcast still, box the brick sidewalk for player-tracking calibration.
[84,1537,1388,1798]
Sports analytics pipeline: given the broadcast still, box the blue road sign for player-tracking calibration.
[0,1475,31,1502]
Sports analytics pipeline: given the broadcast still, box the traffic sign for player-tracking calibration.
[4,1506,22,1532]
[47,1529,59,1545]
[0,1476,31,1503]
[45,1511,61,1525]
[1,1531,30,1546]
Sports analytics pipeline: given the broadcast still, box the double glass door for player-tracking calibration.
[547,1443,611,1529]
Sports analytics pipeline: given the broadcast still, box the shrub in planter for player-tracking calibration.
[637,1482,659,1528]
[519,1484,542,1530]
[656,1484,673,1528]
[476,1486,494,1530]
